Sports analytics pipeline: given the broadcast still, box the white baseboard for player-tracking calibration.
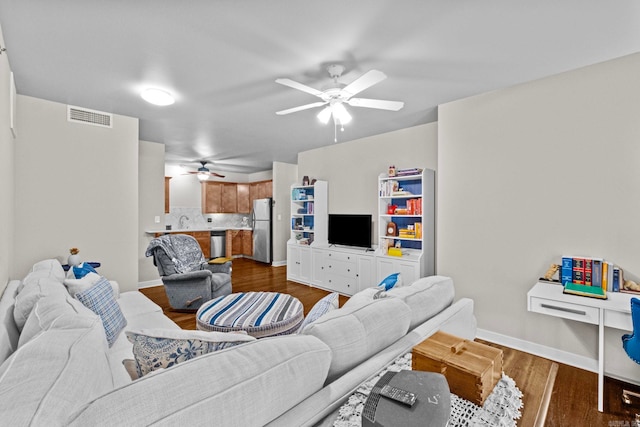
[272,260,287,267]
[138,279,162,289]
[476,328,598,374]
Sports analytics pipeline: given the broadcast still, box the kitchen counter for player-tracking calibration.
[145,227,252,234]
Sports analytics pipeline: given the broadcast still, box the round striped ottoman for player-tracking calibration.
[196,292,304,338]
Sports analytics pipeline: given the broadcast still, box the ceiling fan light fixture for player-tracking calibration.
[197,171,209,181]
[332,103,352,124]
[317,106,332,124]
[141,88,175,106]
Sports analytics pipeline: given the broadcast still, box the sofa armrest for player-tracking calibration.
[203,262,231,275]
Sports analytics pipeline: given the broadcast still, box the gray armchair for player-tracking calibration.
[145,234,232,310]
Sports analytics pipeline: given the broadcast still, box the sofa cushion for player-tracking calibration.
[302,297,411,384]
[18,291,98,347]
[76,278,127,347]
[0,314,113,426]
[126,328,256,377]
[18,259,66,292]
[0,280,21,364]
[67,335,332,427]
[341,287,387,310]
[297,292,339,333]
[386,275,455,330]
[13,277,69,331]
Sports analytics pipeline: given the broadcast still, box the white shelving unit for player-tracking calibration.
[286,170,435,294]
[376,168,435,282]
[287,180,327,283]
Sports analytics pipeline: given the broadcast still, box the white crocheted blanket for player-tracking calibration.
[333,353,523,427]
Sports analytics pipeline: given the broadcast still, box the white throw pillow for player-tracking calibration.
[64,272,119,299]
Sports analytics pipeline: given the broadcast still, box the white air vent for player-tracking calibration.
[67,106,112,128]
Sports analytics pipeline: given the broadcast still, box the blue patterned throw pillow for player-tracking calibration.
[126,329,256,377]
[76,277,127,347]
[297,292,339,333]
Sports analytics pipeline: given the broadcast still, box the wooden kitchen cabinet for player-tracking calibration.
[164,177,171,213]
[191,231,211,259]
[221,183,238,213]
[230,230,243,256]
[241,230,252,257]
[201,182,222,213]
[249,180,273,207]
[203,180,271,213]
[237,184,250,213]
[153,231,211,259]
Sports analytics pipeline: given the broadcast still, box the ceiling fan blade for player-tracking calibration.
[275,78,324,97]
[341,70,387,97]
[276,101,328,115]
[346,98,404,111]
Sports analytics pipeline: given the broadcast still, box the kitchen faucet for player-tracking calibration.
[179,215,190,229]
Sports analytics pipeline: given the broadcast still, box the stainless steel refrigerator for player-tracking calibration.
[251,198,272,263]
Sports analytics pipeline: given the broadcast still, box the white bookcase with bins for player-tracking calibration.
[287,180,327,284]
[286,170,434,295]
[376,168,435,282]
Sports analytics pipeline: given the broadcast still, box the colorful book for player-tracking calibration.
[572,258,585,285]
[563,282,607,299]
[584,258,593,286]
[613,266,622,292]
[601,261,608,291]
[561,257,573,285]
[591,258,602,288]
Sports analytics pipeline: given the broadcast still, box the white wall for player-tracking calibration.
[139,140,165,285]
[0,25,14,293]
[272,161,297,265]
[297,123,438,244]
[438,52,640,377]
[13,95,140,290]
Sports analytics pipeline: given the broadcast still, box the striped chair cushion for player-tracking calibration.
[196,292,304,338]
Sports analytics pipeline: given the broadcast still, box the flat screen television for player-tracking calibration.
[328,214,372,249]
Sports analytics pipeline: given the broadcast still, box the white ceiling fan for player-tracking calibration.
[181,160,225,180]
[275,64,404,133]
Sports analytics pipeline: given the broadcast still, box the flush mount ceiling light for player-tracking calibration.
[140,88,175,106]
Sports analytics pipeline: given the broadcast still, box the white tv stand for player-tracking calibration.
[287,243,423,296]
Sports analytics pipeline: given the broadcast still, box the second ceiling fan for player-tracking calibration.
[275,64,404,129]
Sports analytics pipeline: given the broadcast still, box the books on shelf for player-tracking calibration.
[560,255,624,294]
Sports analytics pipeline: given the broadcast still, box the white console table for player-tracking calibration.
[527,282,635,412]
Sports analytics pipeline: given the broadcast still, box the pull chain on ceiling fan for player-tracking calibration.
[275,64,404,141]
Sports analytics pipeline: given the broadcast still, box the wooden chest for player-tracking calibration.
[412,331,503,406]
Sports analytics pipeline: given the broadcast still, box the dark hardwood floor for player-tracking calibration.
[140,258,640,426]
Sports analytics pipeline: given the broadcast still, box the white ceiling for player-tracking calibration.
[1,1,640,173]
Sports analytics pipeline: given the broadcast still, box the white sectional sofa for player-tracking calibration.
[0,259,476,426]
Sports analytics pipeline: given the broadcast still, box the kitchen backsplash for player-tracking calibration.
[166,207,250,229]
